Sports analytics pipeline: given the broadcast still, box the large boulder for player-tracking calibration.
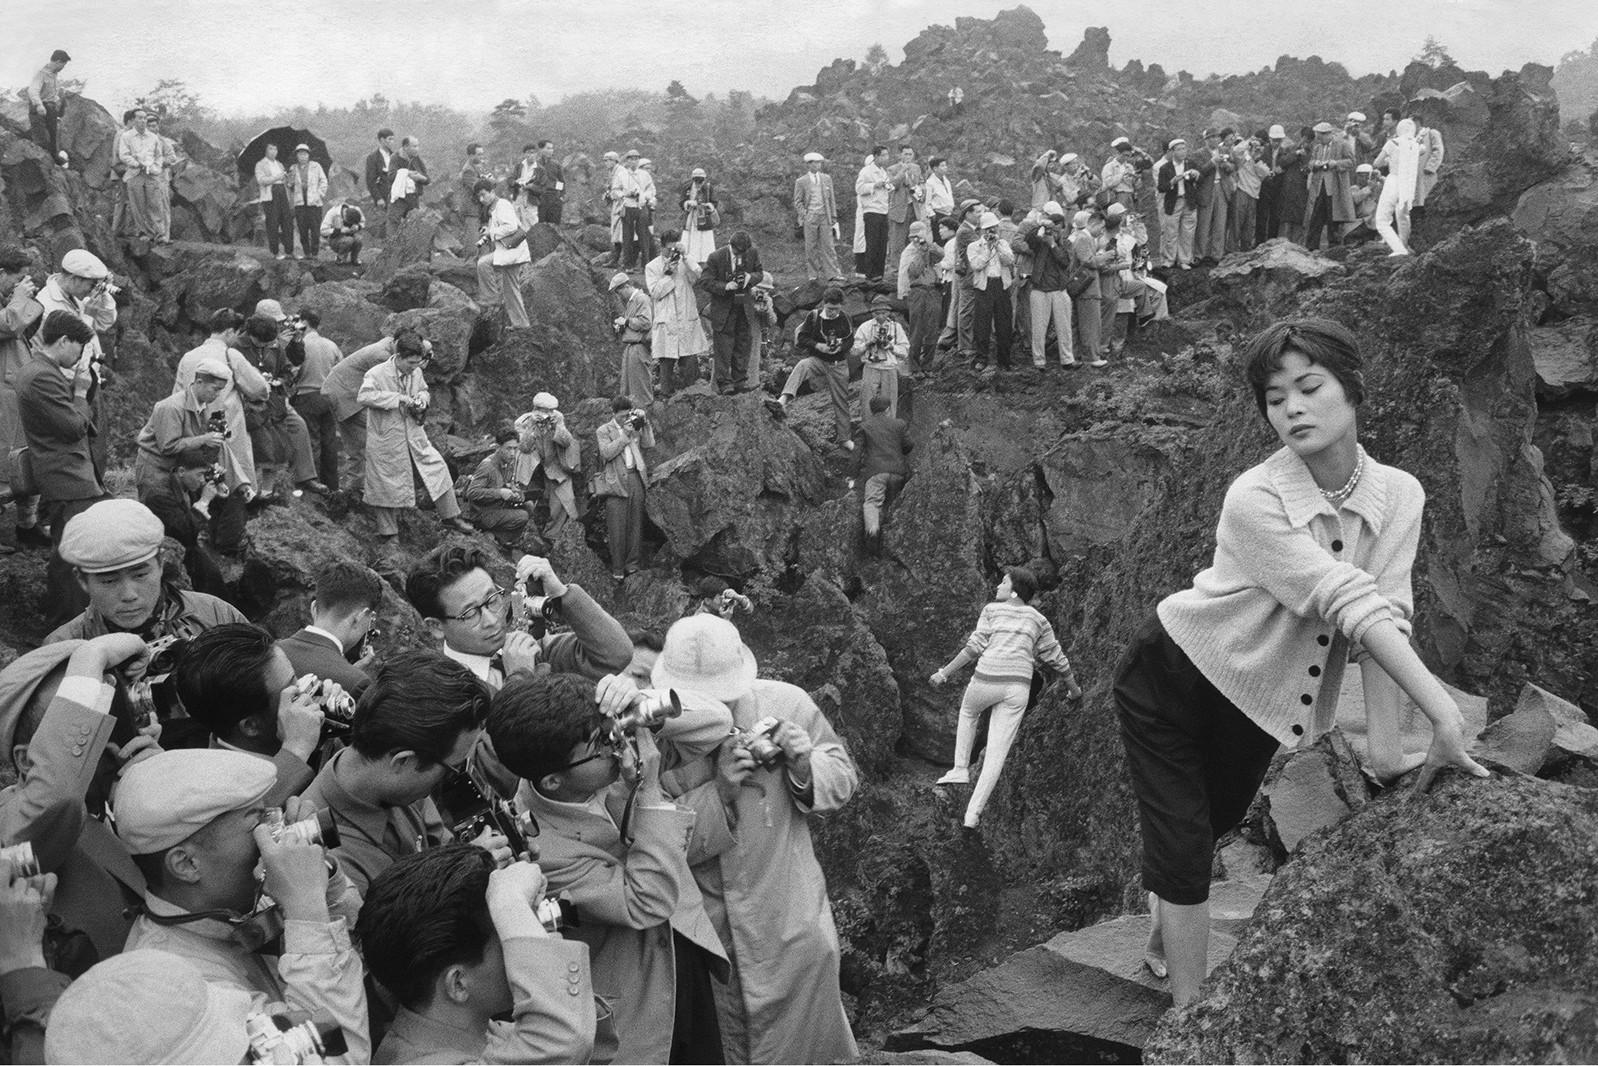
[1528,317,1598,397]
[365,208,442,284]
[288,280,390,353]
[1206,239,1345,316]
[153,249,270,330]
[383,306,478,384]
[1147,775,1598,1064]
[55,93,122,189]
[169,162,238,242]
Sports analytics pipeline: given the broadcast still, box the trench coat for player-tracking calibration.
[173,337,267,491]
[663,679,860,1065]
[0,282,43,469]
[1302,136,1357,225]
[356,356,452,509]
[644,254,709,362]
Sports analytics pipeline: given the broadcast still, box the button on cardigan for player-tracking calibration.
[1157,447,1423,747]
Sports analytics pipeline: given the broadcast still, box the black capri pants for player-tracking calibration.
[1113,613,1280,905]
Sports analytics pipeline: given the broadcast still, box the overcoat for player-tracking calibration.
[357,356,452,508]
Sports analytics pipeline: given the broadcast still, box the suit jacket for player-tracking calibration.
[15,351,101,501]
[530,156,564,207]
[1155,158,1194,215]
[695,245,762,330]
[854,413,912,481]
[793,170,838,222]
[464,453,523,515]
[887,161,924,223]
[1188,152,1220,208]
[363,147,393,203]
[278,627,372,697]
[593,417,654,499]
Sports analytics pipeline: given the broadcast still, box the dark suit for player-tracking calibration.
[389,153,429,223]
[17,351,104,627]
[278,627,373,697]
[530,156,564,224]
[363,147,393,207]
[139,474,227,598]
[696,245,762,392]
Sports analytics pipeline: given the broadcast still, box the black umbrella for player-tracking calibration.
[236,126,332,185]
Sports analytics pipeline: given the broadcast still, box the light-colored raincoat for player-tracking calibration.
[357,356,451,508]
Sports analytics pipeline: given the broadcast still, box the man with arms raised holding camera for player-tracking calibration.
[652,614,859,1064]
[488,672,732,1063]
[594,398,655,581]
[697,231,762,395]
[358,847,605,1064]
[774,285,855,446]
[118,748,369,1061]
[645,230,709,398]
[850,295,909,420]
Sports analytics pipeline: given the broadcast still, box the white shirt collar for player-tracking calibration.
[441,642,498,685]
[303,625,345,655]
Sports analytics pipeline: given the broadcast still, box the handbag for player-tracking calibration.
[501,225,528,249]
[701,203,721,230]
[3,446,35,497]
[1064,259,1097,298]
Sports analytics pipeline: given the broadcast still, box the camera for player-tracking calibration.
[738,716,786,770]
[245,1010,348,1065]
[626,411,648,432]
[435,770,533,859]
[668,246,683,263]
[115,635,186,744]
[607,689,683,743]
[535,895,578,934]
[293,674,356,734]
[0,841,40,878]
[203,464,227,486]
[263,807,341,849]
[513,581,561,638]
[207,410,232,439]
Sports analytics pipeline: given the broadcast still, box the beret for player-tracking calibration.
[113,749,276,854]
[59,499,165,573]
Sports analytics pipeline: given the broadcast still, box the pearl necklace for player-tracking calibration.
[1319,446,1366,502]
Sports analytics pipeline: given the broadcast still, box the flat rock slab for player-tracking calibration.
[890,915,1236,1059]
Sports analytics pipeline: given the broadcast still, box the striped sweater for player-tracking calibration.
[954,601,1073,686]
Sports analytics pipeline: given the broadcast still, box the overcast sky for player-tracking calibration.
[8,0,1597,116]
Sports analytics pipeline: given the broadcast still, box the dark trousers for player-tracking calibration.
[862,212,889,279]
[209,491,248,555]
[472,504,530,547]
[658,356,698,398]
[905,286,941,368]
[30,104,60,158]
[291,392,340,490]
[972,278,1013,366]
[44,495,107,630]
[670,932,725,1065]
[621,206,647,268]
[294,206,321,256]
[1305,191,1339,251]
[541,199,563,225]
[264,189,293,254]
[712,309,751,392]
[604,472,646,575]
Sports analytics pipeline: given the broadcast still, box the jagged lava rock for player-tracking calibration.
[365,208,441,284]
[288,280,390,353]
[1147,775,1598,1064]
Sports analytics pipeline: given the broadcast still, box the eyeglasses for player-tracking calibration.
[447,587,506,625]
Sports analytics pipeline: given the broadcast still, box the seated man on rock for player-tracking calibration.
[173,622,337,803]
[118,748,369,1062]
[357,846,608,1065]
[44,498,246,646]
[463,424,538,552]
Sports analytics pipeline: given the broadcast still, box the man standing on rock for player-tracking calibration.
[697,231,762,394]
[323,329,425,495]
[363,128,396,236]
[1102,137,1142,211]
[119,108,171,246]
[27,50,71,166]
[609,272,654,408]
[529,139,564,225]
[474,179,532,329]
[389,136,430,225]
[600,151,624,265]
[794,152,842,282]
[886,145,925,266]
[1303,121,1355,251]
[1156,138,1199,270]
[645,229,709,397]
[855,147,892,281]
[287,309,342,491]
[512,392,582,540]
[594,397,654,580]
[357,332,475,545]
[898,220,942,372]
[0,246,44,552]
[1191,128,1230,265]
[37,249,116,475]
[613,150,647,270]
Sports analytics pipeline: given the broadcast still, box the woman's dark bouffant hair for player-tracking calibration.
[1242,318,1366,420]
[1006,566,1039,604]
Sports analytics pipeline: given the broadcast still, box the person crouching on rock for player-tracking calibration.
[931,565,1081,828]
[1112,317,1488,1009]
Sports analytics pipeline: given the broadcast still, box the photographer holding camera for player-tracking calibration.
[1303,120,1356,251]
[134,358,232,494]
[359,847,606,1064]
[594,398,655,581]
[850,295,909,419]
[697,231,764,394]
[608,273,655,408]
[138,445,229,597]
[118,748,369,1062]
[773,286,855,446]
[650,614,859,1064]
[511,392,583,539]
[644,230,710,398]
[0,634,165,961]
[173,623,339,803]
[487,671,733,1063]
[1,838,63,1064]
[463,424,538,551]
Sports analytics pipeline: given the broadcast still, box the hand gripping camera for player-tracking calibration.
[207,410,232,440]
[605,689,683,748]
[737,716,786,770]
[292,674,357,737]
[245,1009,348,1065]
[435,769,534,861]
[227,808,341,954]
[0,841,40,878]
[113,635,187,745]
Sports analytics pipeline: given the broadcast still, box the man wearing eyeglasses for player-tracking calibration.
[298,651,514,896]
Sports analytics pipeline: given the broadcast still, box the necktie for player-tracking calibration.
[487,653,505,688]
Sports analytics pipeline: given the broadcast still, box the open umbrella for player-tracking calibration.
[236,126,332,185]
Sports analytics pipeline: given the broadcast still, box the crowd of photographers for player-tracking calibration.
[0,502,860,1062]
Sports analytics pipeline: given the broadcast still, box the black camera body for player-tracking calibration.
[436,770,533,860]
[206,410,232,440]
[626,411,648,432]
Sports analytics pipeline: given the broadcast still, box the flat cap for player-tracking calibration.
[1110,136,1131,149]
[60,248,108,280]
[294,143,310,153]
[624,149,640,159]
[1072,209,1093,228]
[45,950,254,1065]
[1355,163,1374,173]
[802,151,824,163]
[607,271,631,291]
[191,357,232,382]
[1346,111,1367,122]
[1312,121,1336,133]
[1060,152,1079,165]
[978,211,999,229]
[1166,137,1188,150]
[1043,200,1065,217]
[253,298,287,321]
[1106,202,1128,219]
[870,294,894,310]
[532,391,559,410]
[114,749,276,854]
[691,167,707,178]
[60,500,165,573]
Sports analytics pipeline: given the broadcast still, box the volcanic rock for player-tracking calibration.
[365,208,441,284]
[288,280,390,353]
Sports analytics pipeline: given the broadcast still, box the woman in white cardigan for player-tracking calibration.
[1112,318,1486,1008]
[473,179,531,328]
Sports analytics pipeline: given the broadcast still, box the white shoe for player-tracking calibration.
[935,769,970,786]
